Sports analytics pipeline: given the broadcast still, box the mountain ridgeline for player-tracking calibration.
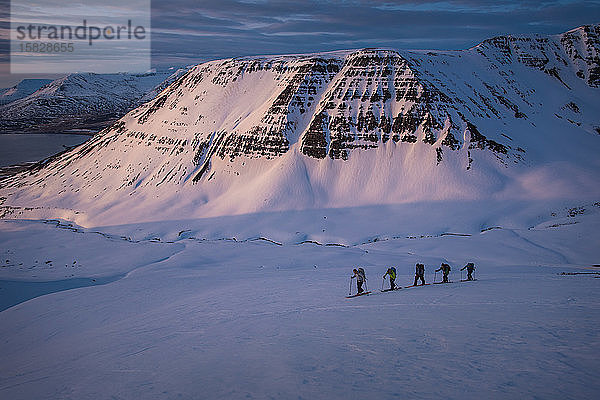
[1,25,599,224]
[135,24,599,168]
[0,69,189,133]
[0,79,53,106]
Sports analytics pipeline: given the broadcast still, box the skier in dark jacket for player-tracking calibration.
[461,262,476,280]
[436,263,451,283]
[414,263,426,286]
[383,267,397,290]
[351,268,367,294]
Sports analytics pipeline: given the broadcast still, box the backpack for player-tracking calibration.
[357,267,366,280]
[388,267,396,279]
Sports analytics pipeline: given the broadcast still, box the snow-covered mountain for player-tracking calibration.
[1,25,599,226]
[0,79,54,106]
[0,68,189,133]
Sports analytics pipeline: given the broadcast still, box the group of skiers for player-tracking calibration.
[351,262,476,295]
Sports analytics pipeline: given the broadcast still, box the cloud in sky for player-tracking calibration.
[8,0,151,74]
[1,0,599,85]
[149,0,600,67]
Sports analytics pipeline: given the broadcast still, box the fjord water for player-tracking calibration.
[0,133,91,167]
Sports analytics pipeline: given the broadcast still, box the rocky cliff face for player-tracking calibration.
[123,25,599,172]
[476,24,600,88]
[1,25,599,224]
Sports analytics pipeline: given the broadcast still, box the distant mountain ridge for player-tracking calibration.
[0,79,53,106]
[0,25,598,226]
[0,68,189,133]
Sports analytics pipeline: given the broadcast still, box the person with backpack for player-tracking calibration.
[461,262,476,281]
[436,263,451,283]
[383,267,397,290]
[414,263,426,286]
[351,267,367,294]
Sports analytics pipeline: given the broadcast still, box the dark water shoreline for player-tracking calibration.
[0,133,93,168]
[0,131,96,137]
[0,275,123,312]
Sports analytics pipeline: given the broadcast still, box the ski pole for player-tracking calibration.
[461,270,463,281]
[381,277,385,291]
[434,271,437,284]
[349,277,352,295]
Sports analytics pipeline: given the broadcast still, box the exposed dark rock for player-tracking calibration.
[436,148,443,164]
[487,139,508,154]
[441,131,460,150]
[466,121,508,154]
[467,122,488,150]
[564,102,580,113]
[137,95,168,125]
[379,115,391,134]
[423,131,436,145]
[301,112,329,159]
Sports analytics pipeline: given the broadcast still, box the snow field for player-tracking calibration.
[1,204,599,399]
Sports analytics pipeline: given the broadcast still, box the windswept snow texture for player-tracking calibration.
[0,203,599,399]
[1,26,599,225]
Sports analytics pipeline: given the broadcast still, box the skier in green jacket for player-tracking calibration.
[461,262,476,281]
[435,263,451,283]
[383,267,397,290]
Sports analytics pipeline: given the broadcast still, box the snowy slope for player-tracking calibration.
[136,67,192,104]
[0,25,599,226]
[0,202,599,400]
[0,69,189,133]
[0,79,53,106]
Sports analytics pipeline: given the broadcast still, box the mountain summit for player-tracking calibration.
[1,25,599,226]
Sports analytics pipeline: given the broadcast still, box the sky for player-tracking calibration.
[1,0,599,87]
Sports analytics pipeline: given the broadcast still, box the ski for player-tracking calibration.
[433,281,454,285]
[346,291,372,298]
[381,287,401,292]
[404,283,431,288]
[460,279,478,282]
